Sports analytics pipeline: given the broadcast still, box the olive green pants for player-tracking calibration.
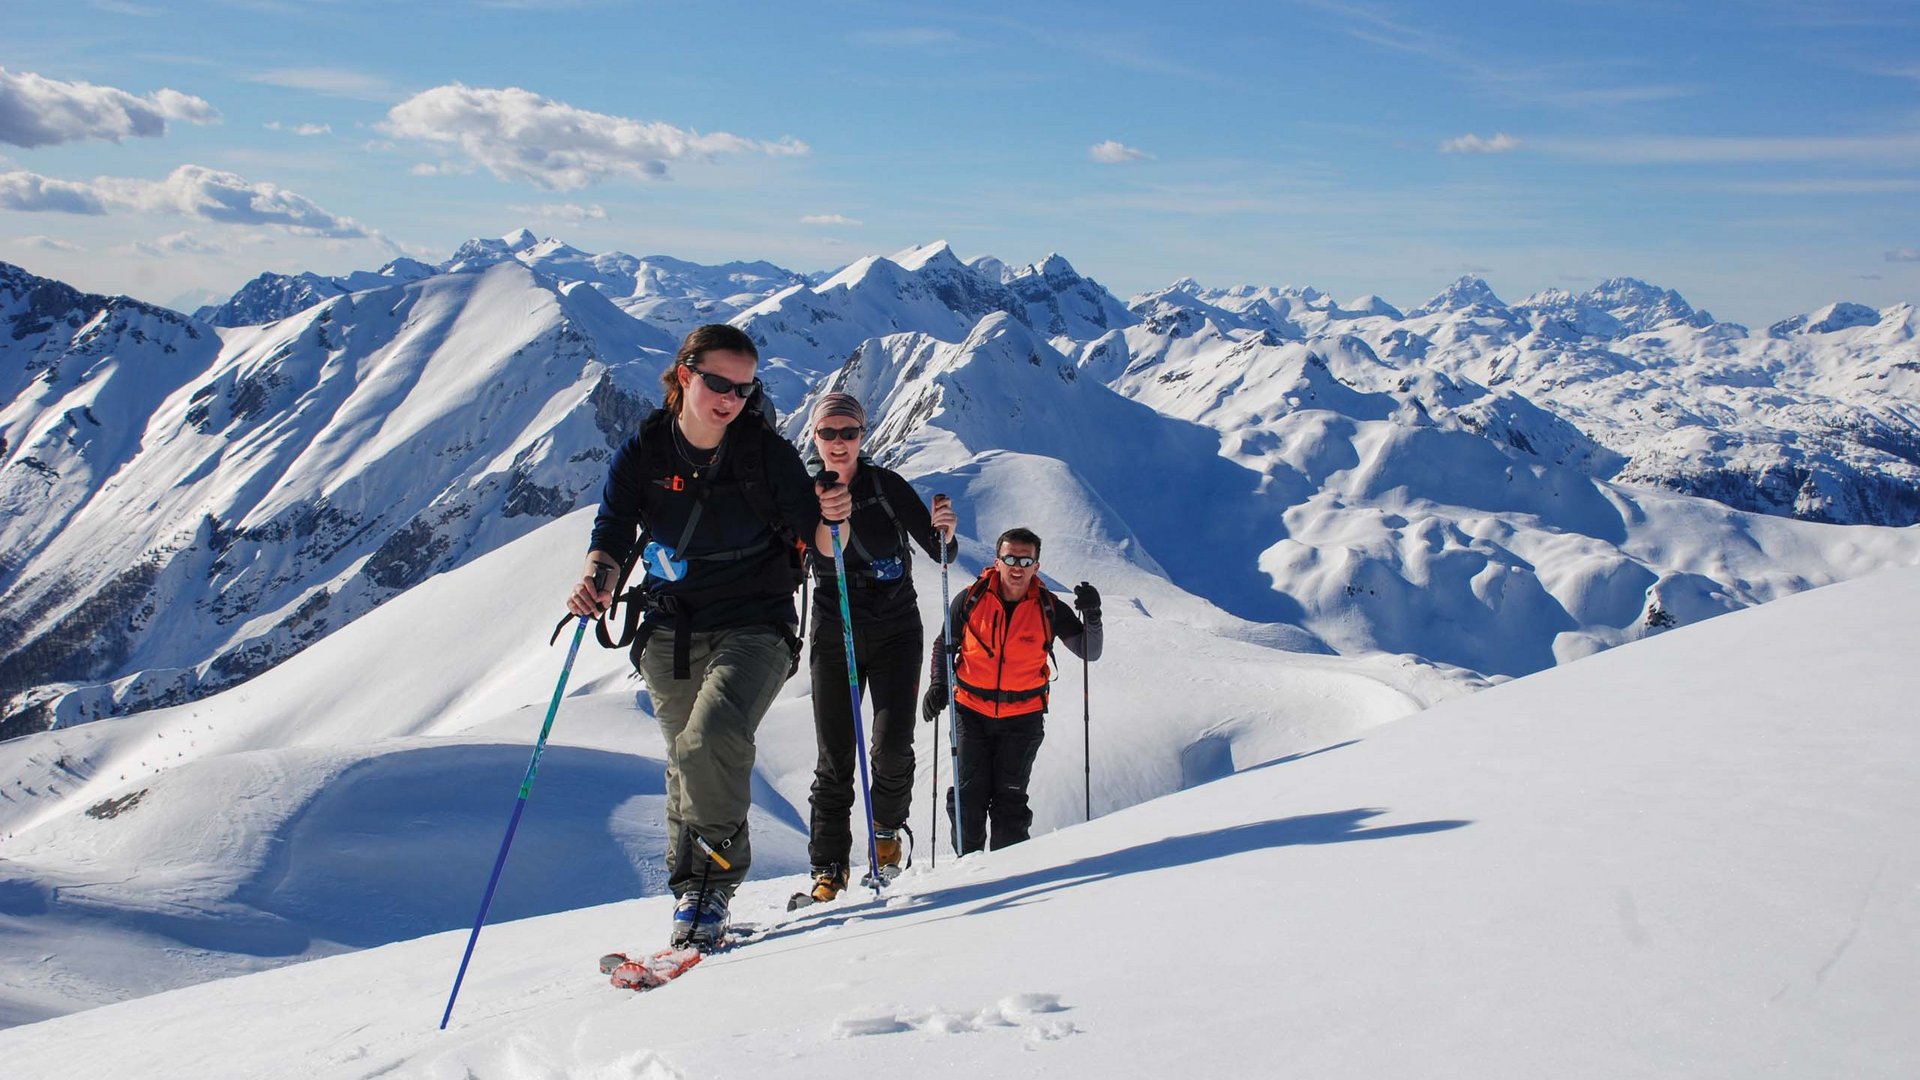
[640,625,792,899]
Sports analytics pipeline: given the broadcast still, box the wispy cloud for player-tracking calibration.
[800,213,862,227]
[13,234,84,252]
[850,27,963,48]
[1287,0,1703,111]
[1439,132,1520,154]
[1887,247,1920,262]
[1090,139,1155,164]
[0,66,219,148]
[242,67,402,102]
[383,84,809,191]
[265,121,332,137]
[508,202,609,223]
[129,230,227,257]
[0,164,368,237]
[1537,132,1920,164]
[1726,178,1920,194]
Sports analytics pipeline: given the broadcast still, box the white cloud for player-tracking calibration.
[265,121,332,136]
[1090,139,1154,164]
[0,66,219,148]
[243,67,400,102]
[800,213,862,227]
[13,234,84,252]
[1887,248,1920,262]
[508,202,609,222]
[382,84,811,191]
[0,171,107,213]
[1439,132,1521,154]
[0,165,367,237]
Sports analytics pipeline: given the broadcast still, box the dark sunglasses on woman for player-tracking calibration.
[683,363,760,399]
[816,426,862,442]
[997,554,1038,568]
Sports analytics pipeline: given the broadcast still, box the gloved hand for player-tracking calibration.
[922,683,948,723]
[1073,581,1102,621]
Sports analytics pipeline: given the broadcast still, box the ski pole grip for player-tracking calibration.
[814,468,845,525]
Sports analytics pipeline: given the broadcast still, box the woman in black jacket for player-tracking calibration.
[568,324,846,947]
[798,391,956,904]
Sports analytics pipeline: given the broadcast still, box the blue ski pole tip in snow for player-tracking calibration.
[439,612,587,1030]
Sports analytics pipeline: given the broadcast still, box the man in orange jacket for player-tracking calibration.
[923,526,1103,854]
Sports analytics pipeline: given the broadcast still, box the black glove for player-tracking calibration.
[1073,581,1102,621]
[922,683,947,723]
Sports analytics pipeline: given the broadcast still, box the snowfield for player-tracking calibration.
[1,564,1914,1077]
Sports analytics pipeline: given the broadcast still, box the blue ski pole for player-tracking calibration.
[821,471,884,894]
[439,614,587,1029]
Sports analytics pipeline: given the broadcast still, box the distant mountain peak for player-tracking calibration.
[1769,301,1883,337]
[890,240,963,273]
[1412,276,1507,317]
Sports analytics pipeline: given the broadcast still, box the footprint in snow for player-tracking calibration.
[831,993,1075,1043]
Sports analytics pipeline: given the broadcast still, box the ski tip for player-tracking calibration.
[786,892,816,912]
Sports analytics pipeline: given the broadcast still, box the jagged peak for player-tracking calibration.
[1028,252,1079,279]
[889,240,964,273]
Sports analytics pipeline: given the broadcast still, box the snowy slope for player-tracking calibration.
[1,564,1914,1077]
[0,494,1468,1027]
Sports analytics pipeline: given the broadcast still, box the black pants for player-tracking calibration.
[945,705,1045,855]
[807,609,922,868]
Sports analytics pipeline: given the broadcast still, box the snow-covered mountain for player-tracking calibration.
[1,560,1914,1074]
[1133,274,1920,527]
[735,240,1135,377]
[194,259,435,328]
[1,259,672,738]
[6,239,1918,736]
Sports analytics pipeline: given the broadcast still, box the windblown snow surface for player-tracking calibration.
[0,556,1915,1077]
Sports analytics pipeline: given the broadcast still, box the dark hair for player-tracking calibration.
[996,527,1042,557]
[661,323,760,415]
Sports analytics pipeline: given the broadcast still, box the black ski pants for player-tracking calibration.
[945,705,1045,855]
[807,609,922,869]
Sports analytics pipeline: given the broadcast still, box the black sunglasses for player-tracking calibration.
[816,425,863,442]
[684,363,759,400]
[997,553,1038,568]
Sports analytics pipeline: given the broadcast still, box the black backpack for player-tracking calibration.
[567,386,808,677]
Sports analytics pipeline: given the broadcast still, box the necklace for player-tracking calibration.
[671,419,724,478]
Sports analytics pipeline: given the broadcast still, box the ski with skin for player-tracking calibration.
[598,925,763,991]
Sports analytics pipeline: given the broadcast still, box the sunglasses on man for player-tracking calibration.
[997,553,1038,568]
[683,363,760,399]
[816,425,863,442]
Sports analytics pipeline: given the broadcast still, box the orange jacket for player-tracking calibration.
[951,569,1056,718]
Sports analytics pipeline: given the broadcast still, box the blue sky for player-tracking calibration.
[2,0,1916,325]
